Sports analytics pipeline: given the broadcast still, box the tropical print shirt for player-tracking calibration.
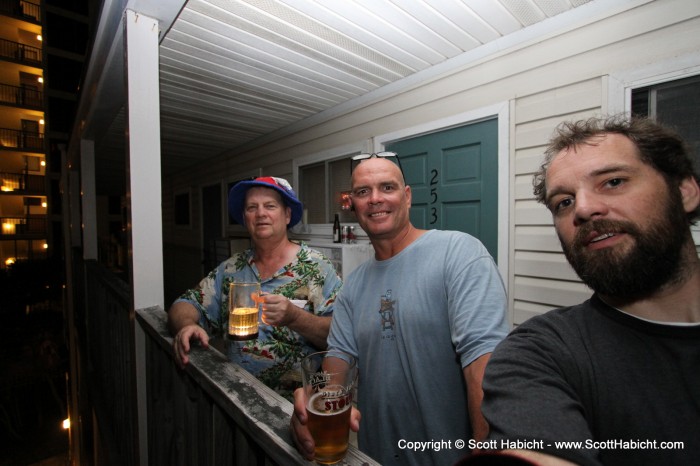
[175,242,342,399]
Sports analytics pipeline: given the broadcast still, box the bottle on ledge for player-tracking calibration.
[333,213,341,243]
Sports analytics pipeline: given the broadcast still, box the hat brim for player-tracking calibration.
[228,180,303,229]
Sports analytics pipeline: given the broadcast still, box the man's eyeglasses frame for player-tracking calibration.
[349,151,404,177]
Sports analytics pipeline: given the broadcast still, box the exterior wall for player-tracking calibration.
[163,0,700,324]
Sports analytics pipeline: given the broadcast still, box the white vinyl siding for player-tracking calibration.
[163,0,700,325]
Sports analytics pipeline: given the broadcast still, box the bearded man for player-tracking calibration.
[478,116,700,466]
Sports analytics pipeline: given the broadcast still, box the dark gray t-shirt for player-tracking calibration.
[482,294,700,466]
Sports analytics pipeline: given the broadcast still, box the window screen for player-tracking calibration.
[632,75,700,173]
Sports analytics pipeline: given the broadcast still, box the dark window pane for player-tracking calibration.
[632,76,700,174]
[174,193,190,226]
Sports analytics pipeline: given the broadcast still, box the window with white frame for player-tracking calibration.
[631,74,700,173]
[298,156,353,224]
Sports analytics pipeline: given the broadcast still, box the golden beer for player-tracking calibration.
[228,282,261,340]
[229,306,258,338]
[307,390,352,464]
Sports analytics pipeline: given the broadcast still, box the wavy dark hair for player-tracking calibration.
[533,115,700,223]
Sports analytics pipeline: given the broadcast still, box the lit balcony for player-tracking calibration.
[0,0,42,23]
[0,127,44,152]
[0,37,42,66]
[0,82,43,109]
[0,215,46,237]
[0,171,45,194]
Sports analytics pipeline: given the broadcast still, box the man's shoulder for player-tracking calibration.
[221,249,250,267]
[418,229,488,250]
[300,243,332,261]
[513,300,596,332]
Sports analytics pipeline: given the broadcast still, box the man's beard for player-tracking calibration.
[559,188,690,301]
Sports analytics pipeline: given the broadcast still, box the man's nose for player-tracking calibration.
[368,188,384,204]
[573,191,609,225]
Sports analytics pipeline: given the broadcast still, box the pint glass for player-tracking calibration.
[301,350,357,464]
[228,282,261,340]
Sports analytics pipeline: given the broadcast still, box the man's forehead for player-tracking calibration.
[352,158,402,183]
[548,133,640,172]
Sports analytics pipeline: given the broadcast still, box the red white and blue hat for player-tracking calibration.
[228,176,303,229]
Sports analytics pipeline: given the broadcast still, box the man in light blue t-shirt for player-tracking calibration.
[291,154,508,466]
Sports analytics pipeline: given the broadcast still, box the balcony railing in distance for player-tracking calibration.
[0,0,41,23]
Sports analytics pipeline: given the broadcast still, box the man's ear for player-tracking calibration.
[679,176,700,213]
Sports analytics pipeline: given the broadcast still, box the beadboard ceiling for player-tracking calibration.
[85,0,596,192]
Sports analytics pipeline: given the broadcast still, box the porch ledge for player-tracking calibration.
[136,306,379,465]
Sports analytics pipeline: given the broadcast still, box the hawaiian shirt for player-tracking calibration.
[175,242,342,399]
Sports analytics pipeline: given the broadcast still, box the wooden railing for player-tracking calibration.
[80,258,378,465]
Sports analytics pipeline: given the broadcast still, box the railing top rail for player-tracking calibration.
[0,127,43,135]
[136,306,379,466]
[0,38,41,52]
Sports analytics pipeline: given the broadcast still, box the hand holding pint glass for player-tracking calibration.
[301,350,357,464]
[228,282,262,340]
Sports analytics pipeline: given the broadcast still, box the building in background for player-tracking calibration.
[0,0,90,271]
[0,1,92,464]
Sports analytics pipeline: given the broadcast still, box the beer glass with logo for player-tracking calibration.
[301,350,357,464]
[228,282,261,340]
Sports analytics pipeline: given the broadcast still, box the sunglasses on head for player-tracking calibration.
[349,151,404,176]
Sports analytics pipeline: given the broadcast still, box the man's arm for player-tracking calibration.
[168,301,200,333]
[260,295,331,348]
[286,311,331,349]
[463,352,492,442]
[463,353,577,466]
[168,301,209,368]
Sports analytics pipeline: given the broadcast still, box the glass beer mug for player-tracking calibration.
[301,350,357,464]
[228,282,261,340]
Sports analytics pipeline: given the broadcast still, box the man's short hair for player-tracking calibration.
[533,115,700,223]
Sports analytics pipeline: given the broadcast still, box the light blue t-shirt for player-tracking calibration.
[328,230,508,466]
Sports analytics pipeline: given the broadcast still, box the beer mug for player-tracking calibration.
[228,282,261,340]
[301,350,357,464]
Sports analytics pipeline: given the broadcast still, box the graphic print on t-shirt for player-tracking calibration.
[379,289,396,341]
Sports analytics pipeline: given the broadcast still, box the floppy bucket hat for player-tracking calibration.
[228,176,303,228]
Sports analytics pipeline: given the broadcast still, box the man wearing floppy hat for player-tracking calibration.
[168,176,342,399]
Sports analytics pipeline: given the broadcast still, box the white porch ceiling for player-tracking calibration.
[88,0,596,192]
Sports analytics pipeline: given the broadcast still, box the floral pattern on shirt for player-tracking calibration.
[175,243,342,399]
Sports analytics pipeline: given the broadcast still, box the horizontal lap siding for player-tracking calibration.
[512,78,602,325]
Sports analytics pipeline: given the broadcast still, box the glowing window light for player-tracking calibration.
[5,257,15,266]
[2,223,16,234]
[1,179,19,192]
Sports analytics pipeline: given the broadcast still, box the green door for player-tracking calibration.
[386,118,499,259]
